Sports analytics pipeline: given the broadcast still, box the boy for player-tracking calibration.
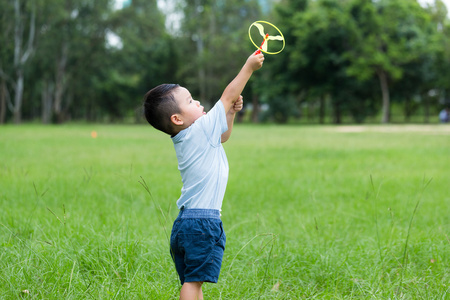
[143,51,264,300]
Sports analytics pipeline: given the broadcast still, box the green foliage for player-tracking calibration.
[178,0,261,106]
[267,0,447,124]
[0,0,449,124]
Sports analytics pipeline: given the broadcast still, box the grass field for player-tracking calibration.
[1,124,449,299]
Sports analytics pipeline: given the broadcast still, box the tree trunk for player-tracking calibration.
[194,0,206,103]
[41,80,53,124]
[333,98,342,124]
[12,0,36,124]
[423,93,429,124]
[251,94,260,123]
[318,95,325,124]
[404,98,411,122]
[206,6,216,102]
[13,69,24,124]
[377,68,390,123]
[54,43,68,123]
[305,102,311,122]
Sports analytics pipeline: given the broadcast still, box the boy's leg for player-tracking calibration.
[180,281,203,300]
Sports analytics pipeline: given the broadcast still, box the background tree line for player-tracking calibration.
[0,0,449,124]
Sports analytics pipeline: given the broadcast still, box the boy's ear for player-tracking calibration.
[170,114,184,126]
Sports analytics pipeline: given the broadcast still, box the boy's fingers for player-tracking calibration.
[233,97,243,109]
[251,52,264,59]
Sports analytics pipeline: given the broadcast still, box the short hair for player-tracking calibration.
[143,84,180,135]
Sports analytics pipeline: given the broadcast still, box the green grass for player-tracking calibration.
[1,124,449,299]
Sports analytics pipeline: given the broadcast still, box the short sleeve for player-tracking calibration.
[195,100,228,145]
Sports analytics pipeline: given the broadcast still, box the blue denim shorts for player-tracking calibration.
[170,209,226,285]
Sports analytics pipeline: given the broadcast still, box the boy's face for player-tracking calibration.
[172,87,205,129]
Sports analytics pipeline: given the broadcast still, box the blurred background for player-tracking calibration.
[0,0,449,125]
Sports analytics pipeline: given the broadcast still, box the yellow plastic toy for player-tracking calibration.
[248,20,285,55]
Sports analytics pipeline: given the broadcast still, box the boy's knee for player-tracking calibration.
[180,281,204,300]
[184,281,203,287]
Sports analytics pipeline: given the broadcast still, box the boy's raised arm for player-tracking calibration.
[220,52,264,113]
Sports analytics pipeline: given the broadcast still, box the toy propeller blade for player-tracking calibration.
[262,42,268,52]
[268,35,284,41]
[254,23,266,38]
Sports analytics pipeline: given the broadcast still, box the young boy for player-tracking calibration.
[143,51,264,300]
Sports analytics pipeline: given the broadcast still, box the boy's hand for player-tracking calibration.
[229,95,244,114]
[245,52,265,72]
[222,95,243,143]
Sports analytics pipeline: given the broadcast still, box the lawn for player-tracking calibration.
[1,124,449,299]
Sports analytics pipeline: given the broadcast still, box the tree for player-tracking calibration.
[429,0,450,119]
[0,1,15,124]
[261,0,307,123]
[0,0,36,123]
[290,0,357,124]
[1,0,447,124]
[178,0,261,107]
[31,0,73,123]
[104,0,176,122]
[346,0,433,123]
[270,0,377,124]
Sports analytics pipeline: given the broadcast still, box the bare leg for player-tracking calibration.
[180,282,203,300]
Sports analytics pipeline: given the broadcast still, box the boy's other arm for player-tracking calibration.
[220,52,264,113]
[221,95,243,143]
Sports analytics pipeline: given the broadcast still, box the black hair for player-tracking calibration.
[143,84,180,135]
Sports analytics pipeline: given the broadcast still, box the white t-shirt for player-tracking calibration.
[171,100,229,210]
